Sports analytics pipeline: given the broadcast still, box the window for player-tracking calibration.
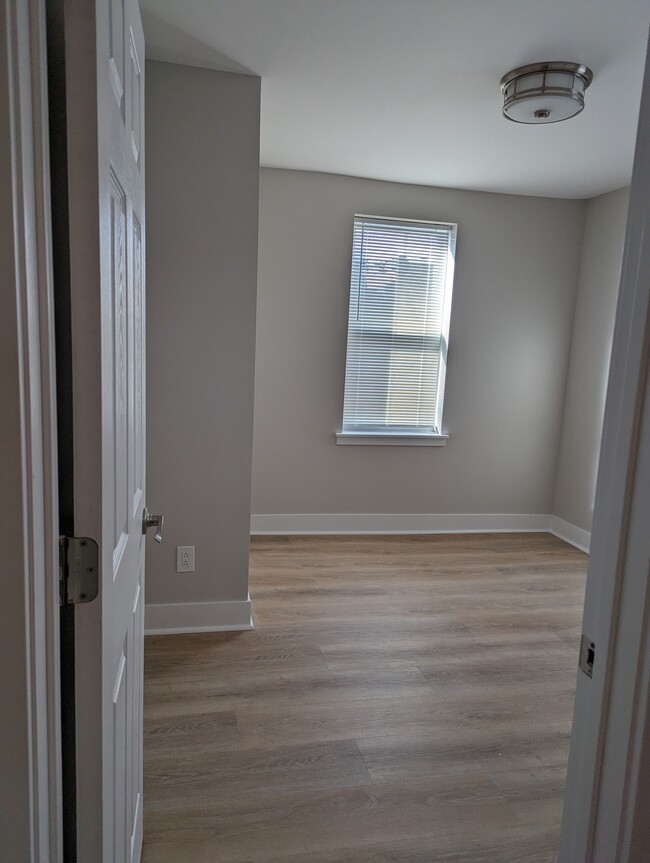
[337,214,456,446]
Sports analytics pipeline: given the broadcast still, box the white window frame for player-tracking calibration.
[337,214,457,447]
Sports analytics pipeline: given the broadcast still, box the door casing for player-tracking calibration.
[0,1,62,861]
[559,31,650,863]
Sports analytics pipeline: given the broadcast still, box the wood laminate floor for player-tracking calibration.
[142,533,587,863]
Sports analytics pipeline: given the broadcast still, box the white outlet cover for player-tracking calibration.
[176,545,195,572]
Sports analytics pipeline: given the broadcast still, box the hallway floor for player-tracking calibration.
[142,533,587,862]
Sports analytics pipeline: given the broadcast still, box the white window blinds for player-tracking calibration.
[341,215,456,436]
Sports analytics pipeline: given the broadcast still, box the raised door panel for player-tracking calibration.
[130,210,144,517]
[129,569,144,861]
[128,29,143,167]
[109,0,126,117]
[112,643,128,863]
[110,171,129,574]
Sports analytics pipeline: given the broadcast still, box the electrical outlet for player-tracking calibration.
[176,546,195,573]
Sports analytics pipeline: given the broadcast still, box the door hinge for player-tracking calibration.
[59,536,99,605]
[579,633,595,678]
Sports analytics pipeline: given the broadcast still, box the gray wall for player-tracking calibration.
[553,187,630,533]
[252,169,586,516]
[146,61,260,605]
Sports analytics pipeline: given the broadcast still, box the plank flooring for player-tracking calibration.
[142,533,587,862]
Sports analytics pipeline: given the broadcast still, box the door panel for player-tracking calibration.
[61,0,146,860]
[112,645,128,862]
[132,213,144,510]
[129,32,143,166]
[109,0,126,114]
[110,170,129,559]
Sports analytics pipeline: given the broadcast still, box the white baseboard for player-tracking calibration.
[144,517,588,636]
[549,515,591,553]
[145,595,254,635]
[251,512,551,535]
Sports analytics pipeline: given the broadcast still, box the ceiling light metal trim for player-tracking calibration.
[500,61,593,125]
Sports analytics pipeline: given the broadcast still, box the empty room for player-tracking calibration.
[139,1,648,860]
[3,1,650,862]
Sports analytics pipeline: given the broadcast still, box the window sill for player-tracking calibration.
[335,432,449,447]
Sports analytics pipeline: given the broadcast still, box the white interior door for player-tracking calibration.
[62,1,147,860]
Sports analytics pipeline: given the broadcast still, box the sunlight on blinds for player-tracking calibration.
[341,215,456,435]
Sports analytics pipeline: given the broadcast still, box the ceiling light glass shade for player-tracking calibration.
[500,62,593,124]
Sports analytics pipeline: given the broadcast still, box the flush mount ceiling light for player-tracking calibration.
[500,61,593,124]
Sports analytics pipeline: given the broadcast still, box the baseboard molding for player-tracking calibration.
[252,511,591,552]
[145,595,254,635]
[251,512,551,535]
[549,515,591,553]
[144,517,588,635]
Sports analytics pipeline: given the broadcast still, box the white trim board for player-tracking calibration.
[1,1,63,857]
[549,515,591,553]
[145,596,254,635]
[251,512,591,552]
[251,512,549,535]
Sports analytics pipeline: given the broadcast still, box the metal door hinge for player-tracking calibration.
[579,633,595,678]
[59,536,99,605]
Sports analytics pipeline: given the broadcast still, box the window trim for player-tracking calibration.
[335,432,449,447]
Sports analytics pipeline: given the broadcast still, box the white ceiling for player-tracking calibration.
[142,0,649,199]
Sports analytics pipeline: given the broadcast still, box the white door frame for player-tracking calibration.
[0,1,62,862]
[559,32,650,863]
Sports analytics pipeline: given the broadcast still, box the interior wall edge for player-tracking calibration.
[145,59,260,609]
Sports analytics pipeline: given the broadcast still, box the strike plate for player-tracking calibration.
[579,633,595,679]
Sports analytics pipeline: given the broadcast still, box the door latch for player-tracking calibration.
[59,536,99,605]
